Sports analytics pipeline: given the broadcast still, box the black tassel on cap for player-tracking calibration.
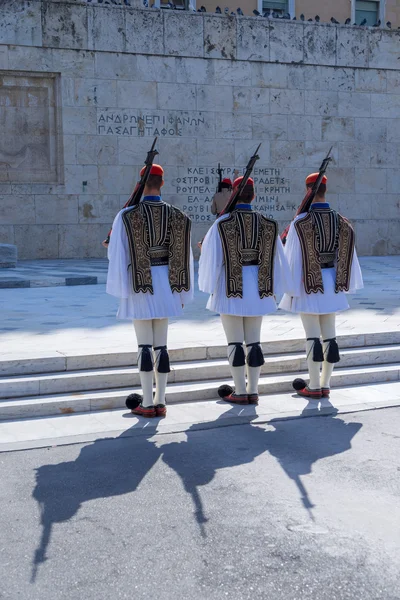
[246,342,265,367]
[307,337,324,362]
[228,343,246,367]
[324,338,340,364]
[154,345,171,373]
[138,344,153,372]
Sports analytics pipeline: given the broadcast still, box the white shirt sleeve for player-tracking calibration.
[198,217,225,295]
[283,216,304,298]
[106,209,131,299]
[179,245,195,305]
[273,235,295,297]
[347,247,364,293]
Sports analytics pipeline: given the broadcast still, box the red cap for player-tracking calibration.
[222,178,232,185]
[233,176,254,189]
[306,172,327,185]
[140,164,164,177]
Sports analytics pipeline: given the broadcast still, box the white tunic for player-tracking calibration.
[106,207,194,320]
[198,213,294,317]
[279,213,364,315]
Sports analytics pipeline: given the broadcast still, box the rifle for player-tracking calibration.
[216,163,223,193]
[102,137,159,247]
[219,144,261,216]
[280,146,333,245]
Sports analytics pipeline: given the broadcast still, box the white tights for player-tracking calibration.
[221,314,263,395]
[133,318,169,407]
[300,313,336,390]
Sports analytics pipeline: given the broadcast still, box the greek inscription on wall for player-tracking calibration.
[97,109,211,138]
[173,167,293,223]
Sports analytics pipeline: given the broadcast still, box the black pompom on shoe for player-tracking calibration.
[292,378,307,391]
[125,393,142,410]
[218,384,234,398]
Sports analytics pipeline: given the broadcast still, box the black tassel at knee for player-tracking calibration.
[228,343,246,367]
[154,345,171,373]
[307,337,324,362]
[138,344,153,372]
[246,342,265,367]
[324,338,340,364]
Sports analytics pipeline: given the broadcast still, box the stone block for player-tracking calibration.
[336,27,369,68]
[321,117,354,142]
[196,139,235,167]
[63,107,97,135]
[68,200,106,233]
[125,8,164,55]
[0,195,35,225]
[157,83,196,111]
[64,165,98,195]
[0,244,17,268]
[370,143,400,168]
[371,93,400,118]
[216,113,252,139]
[235,140,270,166]
[76,135,118,166]
[78,195,121,224]
[52,49,95,78]
[63,135,77,166]
[338,142,371,168]
[338,194,372,220]
[35,194,79,225]
[354,220,390,256]
[204,14,236,60]
[387,71,400,95]
[0,279,29,288]
[355,168,387,194]
[157,137,197,168]
[66,78,117,108]
[0,0,42,46]
[355,69,387,93]
[164,12,204,58]
[94,52,138,81]
[270,142,305,167]
[252,63,287,89]
[387,119,400,143]
[8,46,52,72]
[270,21,304,64]
[387,220,400,255]
[117,136,156,166]
[355,118,387,143]
[98,166,136,195]
[0,225,15,245]
[117,81,157,109]
[300,66,355,92]
[0,45,8,69]
[386,169,400,194]
[305,91,339,116]
[287,116,322,142]
[214,60,252,86]
[270,89,305,115]
[305,142,339,166]
[328,168,355,193]
[58,224,106,259]
[136,55,177,84]
[42,2,88,50]
[369,29,400,70]
[237,17,269,62]
[90,5,125,52]
[14,225,59,259]
[252,115,287,141]
[304,24,336,66]
[176,57,214,85]
[338,92,371,118]
[233,87,269,114]
[197,85,233,113]
[65,276,97,286]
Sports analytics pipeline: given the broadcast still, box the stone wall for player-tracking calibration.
[0,1,399,258]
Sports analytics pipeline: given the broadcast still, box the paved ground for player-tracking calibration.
[0,256,399,361]
[1,407,399,600]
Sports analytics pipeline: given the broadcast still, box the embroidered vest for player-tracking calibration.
[294,208,355,295]
[218,209,278,299]
[122,201,191,294]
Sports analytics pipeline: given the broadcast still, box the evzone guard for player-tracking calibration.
[199,147,293,405]
[107,162,193,418]
[279,172,363,400]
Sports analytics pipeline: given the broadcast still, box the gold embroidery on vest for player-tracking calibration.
[336,216,355,292]
[295,215,324,295]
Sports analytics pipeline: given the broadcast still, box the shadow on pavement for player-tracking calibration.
[31,404,362,581]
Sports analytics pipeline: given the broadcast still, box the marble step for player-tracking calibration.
[1,344,400,400]
[2,330,400,377]
[0,363,399,421]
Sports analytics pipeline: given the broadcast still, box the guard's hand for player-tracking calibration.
[197,241,202,249]
[102,240,109,248]
[182,304,184,309]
